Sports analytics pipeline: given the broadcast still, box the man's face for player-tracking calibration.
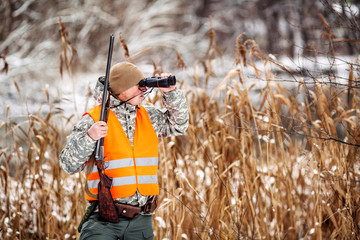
[117,85,147,106]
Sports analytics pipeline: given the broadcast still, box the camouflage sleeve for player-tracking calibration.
[59,114,97,175]
[145,88,189,138]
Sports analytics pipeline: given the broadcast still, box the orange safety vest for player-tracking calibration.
[84,105,159,201]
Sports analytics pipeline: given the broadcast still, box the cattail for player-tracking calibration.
[318,13,335,40]
[176,51,186,70]
[245,39,263,60]
[206,16,216,56]
[58,17,75,78]
[318,13,336,56]
[119,32,134,64]
[235,33,247,67]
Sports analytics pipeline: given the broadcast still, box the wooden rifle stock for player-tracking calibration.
[94,34,119,223]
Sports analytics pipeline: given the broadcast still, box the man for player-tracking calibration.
[59,62,189,240]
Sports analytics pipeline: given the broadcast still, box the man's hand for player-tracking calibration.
[87,121,108,140]
[156,73,176,93]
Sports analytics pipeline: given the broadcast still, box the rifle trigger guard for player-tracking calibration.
[103,158,109,169]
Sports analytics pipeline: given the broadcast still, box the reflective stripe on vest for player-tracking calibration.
[84,105,159,200]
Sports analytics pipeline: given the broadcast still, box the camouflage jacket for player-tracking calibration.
[59,77,189,206]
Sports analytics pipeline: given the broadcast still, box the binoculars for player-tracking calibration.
[138,75,176,88]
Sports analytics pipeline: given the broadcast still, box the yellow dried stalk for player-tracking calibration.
[176,50,187,70]
[235,33,247,67]
[58,17,75,78]
[118,32,135,64]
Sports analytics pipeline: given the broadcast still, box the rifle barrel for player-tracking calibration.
[95,34,115,161]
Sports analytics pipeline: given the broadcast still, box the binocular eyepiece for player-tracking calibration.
[138,75,176,88]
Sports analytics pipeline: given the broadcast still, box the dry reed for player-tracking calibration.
[58,17,76,78]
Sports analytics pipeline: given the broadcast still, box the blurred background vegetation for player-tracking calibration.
[1,0,359,72]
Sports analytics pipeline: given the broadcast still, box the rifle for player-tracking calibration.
[94,34,119,223]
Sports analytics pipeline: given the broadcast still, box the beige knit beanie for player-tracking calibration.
[109,62,145,94]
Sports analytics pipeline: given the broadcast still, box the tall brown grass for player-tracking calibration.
[1,34,359,240]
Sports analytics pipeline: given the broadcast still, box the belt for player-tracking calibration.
[114,195,158,219]
[79,196,158,232]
